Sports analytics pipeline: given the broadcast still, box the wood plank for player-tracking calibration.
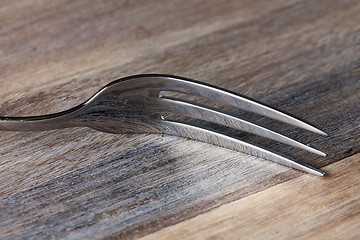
[0,0,359,239]
[0,0,303,95]
[141,153,360,240]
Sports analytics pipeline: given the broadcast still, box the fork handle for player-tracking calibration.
[0,103,87,132]
[0,116,81,131]
[0,110,156,134]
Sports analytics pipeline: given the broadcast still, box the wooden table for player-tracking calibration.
[1,0,359,239]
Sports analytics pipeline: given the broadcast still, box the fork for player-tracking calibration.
[0,74,327,176]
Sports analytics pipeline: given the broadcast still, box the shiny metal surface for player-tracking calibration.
[0,74,327,176]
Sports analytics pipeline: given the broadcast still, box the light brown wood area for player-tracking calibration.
[0,0,359,239]
[142,153,360,240]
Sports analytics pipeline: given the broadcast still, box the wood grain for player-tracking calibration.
[141,153,360,240]
[0,0,359,239]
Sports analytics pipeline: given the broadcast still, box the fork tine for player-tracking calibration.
[159,119,325,176]
[159,96,326,156]
[160,76,328,136]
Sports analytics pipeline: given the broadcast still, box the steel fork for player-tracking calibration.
[0,74,327,176]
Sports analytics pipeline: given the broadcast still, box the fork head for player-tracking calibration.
[71,74,327,176]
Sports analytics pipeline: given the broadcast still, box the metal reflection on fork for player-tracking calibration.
[0,74,327,176]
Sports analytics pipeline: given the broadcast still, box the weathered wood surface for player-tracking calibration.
[142,153,360,240]
[0,0,359,239]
